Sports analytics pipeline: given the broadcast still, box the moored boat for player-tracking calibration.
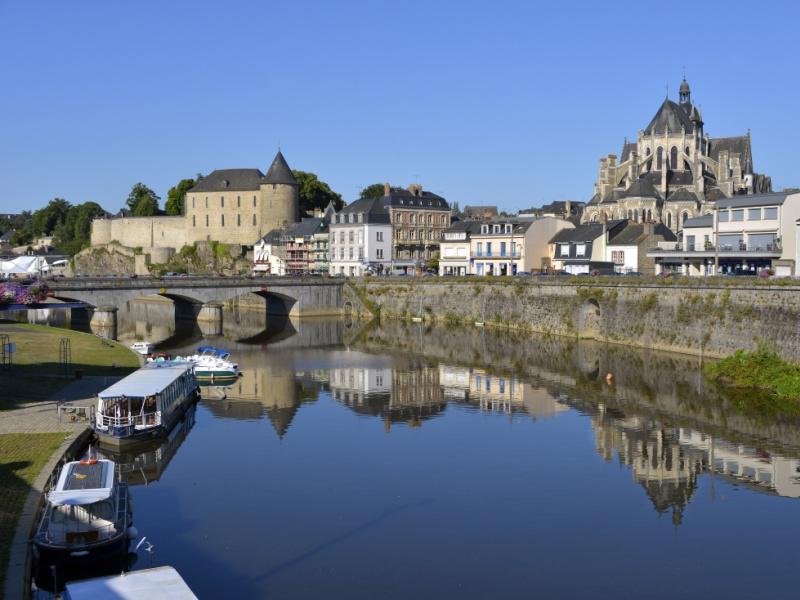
[62,565,198,599]
[33,459,133,589]
[130,341,155,355]
[93,362,199,447]
[176,346,241,382]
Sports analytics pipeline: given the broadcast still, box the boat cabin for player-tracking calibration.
[95,363,197,441]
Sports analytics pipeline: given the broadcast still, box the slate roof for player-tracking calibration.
[707,136,752,173]
[683,215,713,228]
[264,151,298,185]
[258,228,284,245]
[644,99,696,135]
[384,188,449,210]
[666,188,698,204]
[334,196,391,224]
[444,220,484,234]
[284,218,326,238]
[549,220,626,244]
[189,168,266,192]
[704,187,727,202]
[622,177,661,199]
[0,230,14,242]
[668,170,694,186]
[716,192,789,209]
[609,223,677,245]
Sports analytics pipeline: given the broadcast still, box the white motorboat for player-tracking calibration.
[130,342,155,355]
[175,346,240,382]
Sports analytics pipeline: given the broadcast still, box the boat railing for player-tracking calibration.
[97,411,161,429]
[35,504,121,545]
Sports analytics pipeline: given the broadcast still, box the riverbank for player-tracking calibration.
[0,323,139,598]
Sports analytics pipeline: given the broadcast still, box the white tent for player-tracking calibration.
[0,256,49,277]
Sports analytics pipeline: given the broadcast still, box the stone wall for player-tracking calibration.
[356,280,800,360]
[90,216,187,250]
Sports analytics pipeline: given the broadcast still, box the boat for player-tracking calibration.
[176,346,240,383]
[33,459,133,585]
[62,565,197,599]
[93,362,199,447]
[130,341,155,355]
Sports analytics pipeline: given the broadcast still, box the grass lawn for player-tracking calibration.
[0,323,139,409]
[0,431,67,594]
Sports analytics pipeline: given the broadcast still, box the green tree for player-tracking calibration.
[360,183,386,200]
[425,252,440,272]
[165,178,196,216]
[125,183,161,215]
[31,198,72,236]
[53,202,107,255]
[292,170,343,214]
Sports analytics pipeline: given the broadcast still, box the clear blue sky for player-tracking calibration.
[1,0,797,215]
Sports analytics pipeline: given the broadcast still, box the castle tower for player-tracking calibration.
[259,150,299,235]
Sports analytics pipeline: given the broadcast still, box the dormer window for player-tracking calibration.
[493,224,500,234]
[505,224,512,234]
[358,213,363,223]
[481,225,489,234]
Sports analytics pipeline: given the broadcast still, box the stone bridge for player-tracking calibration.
[47,276,347,338]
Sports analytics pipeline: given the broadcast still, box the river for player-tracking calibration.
[52,314,800,599]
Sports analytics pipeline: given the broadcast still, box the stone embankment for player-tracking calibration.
[353,279,800,361]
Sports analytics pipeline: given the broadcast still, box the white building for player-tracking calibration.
[648,191,800,276]
[252,230,286,275]
[328,197,393,277]
[439,221,481,276]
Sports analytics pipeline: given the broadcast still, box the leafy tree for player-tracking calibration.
[165,178,196,216]
[425,252,440,272]
[360,183,387,200]
[292,170,343,214]
[31,198,72,236]
[125,183,161,215]
[53,202,107,255]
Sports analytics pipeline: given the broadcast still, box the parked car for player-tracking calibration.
[514,271,532,277]
[624,271,644,277]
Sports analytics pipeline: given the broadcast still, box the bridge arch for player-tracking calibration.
[578,298,601,340]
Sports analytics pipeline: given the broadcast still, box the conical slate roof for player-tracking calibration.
[264,151,298,185]
[644,99,695,135]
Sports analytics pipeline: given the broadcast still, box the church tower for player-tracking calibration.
[259,151,299,236]
[679,78,691,105]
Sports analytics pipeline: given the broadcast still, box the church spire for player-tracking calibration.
[679,77,691,105]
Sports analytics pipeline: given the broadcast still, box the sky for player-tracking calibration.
[1,0,798,215]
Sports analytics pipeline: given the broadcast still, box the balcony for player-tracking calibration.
[647,242,782,257]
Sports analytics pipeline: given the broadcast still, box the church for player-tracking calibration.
[582,79,772,231]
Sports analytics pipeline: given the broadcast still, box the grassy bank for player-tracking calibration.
[0,323,139,410]
[705,345,800,417]
[0,432,66,594]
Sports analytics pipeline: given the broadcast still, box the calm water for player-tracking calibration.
[78,317,800,598]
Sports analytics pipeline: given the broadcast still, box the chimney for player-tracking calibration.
[565,200,572,217]
[384,182,391,197]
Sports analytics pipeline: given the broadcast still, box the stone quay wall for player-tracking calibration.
[356,280,800,361]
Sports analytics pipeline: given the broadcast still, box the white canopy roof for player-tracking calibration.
[64,566,198,599]
[98,363,194,399]
[48,459,116,506]
[0,255,49,274]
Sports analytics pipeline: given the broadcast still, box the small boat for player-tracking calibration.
[130,342,155,355]
[33,459,133,573]
[62,565,198,599]
[94,362,199,447]
[176,346,240,382]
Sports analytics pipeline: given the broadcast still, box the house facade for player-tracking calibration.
[648,191,800,276]
[328,197,393,276]
[439,221,481,276]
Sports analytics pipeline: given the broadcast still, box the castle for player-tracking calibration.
[90,151,299,254]
[582,79,772,230]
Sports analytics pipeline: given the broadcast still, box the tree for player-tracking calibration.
[31,198,72,237]
[360,183,386,200]
[165,178,196,216]
[125,183,161,216]
[291,170,343,214]
[53,202,107,255]
[425,252,440,273]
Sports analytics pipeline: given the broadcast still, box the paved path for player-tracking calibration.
[0,376,121,435]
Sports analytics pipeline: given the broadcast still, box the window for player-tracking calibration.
[576,243,586,257]
[349,247,353,259]
[500,242,507,257]
[493,224,500,233]
[192,198,195,209]
[205,197,208,209]
[237,196,240,207]
[410,214,416,224]
[764,207,778,220]
[611,250,624,264]
[339,232,344,244]
[221,214,225,226]
[732,209,744,222]
[477,242,483,256]
[221,196,224,208]
[192,215,196,227]
[205,215,209,226]
[358,247,363,259]
[253,196,257,207]
[748,233,778,251]
[656,147,663,170]
[358,213,363,223]
[377,248,383,259]
[237,214,241,226]
[686,235,696,251]
[427,215,432,225]
[670,146,678,169]
[252,214,256,225]
[486,242,493,257]
[377,231,383,242]
[718,233,743,250]
[348,231,354,243]
[559,244,569,256]
[481,225,488,234]
[476,263,484,276]
[499,378,505,394]
[505,224,512,233]
[718,210,729,223]
[748,208,761,220]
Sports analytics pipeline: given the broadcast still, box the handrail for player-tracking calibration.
[97,411,160,428]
